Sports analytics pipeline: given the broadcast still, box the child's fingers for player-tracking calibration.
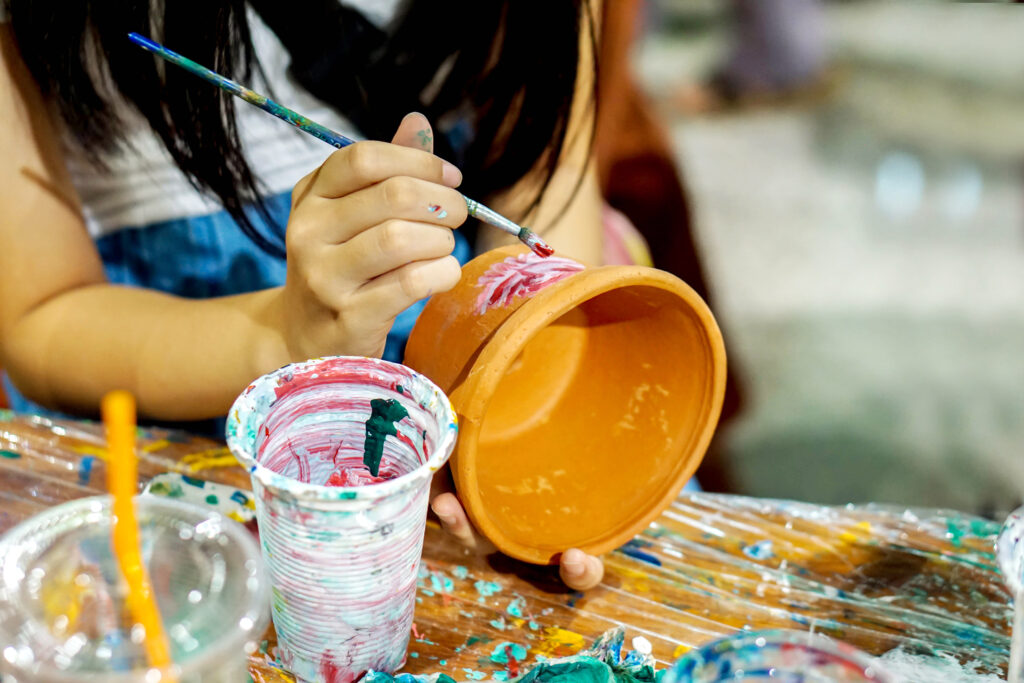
[354,255,462,317]
[559,549,604,591]
[292,179,467,248]
[391,112,435,153]
[430,492,497,554]
[311,141,462,200]
[333,220,456,285]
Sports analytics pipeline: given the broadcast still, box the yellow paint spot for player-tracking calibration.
[839,521,874,544]
[228,511,246,523]
[140,439,170,453]
[178,447,241,472]
[71,445,109,461]
[532,627,586,658]
[673,644,690,659]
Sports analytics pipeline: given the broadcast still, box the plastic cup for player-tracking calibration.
[663,631,895,683]
[225,356,458,683]
[0,495,269,682]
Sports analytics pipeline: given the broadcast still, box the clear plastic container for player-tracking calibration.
[0,495,269,682]
[663,630,895,683]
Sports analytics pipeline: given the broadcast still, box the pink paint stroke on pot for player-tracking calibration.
[226,356,458,683]
[473,253,585,314]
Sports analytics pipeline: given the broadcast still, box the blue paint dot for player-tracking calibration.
[742,540,774,560]
[77,456,95,485]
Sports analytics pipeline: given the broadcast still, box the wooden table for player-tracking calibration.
[0,410,1012,681]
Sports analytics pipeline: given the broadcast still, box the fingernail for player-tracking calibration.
[442,161,463,188]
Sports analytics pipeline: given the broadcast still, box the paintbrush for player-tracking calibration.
[127,32,554,258]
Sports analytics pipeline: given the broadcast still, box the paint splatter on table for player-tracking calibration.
[0,410,1011,681]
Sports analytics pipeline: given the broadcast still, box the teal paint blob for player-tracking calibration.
[0,449,21,459]
[474,580,502,598]
[431,573,455,593]
[463,669,488,680]
[454,565,469,580]
[493,673,509,682]
[506,597,526,618]
[363,398,409,476]
[489,618,506,631]
[409,652,419,658]
[440,660,447,666]
[490,642,527,665]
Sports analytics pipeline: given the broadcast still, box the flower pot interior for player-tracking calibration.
[467,283,718,559]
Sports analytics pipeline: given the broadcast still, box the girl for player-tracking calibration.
[0,0,605,588]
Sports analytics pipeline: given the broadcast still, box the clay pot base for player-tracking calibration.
[405,247,726,564]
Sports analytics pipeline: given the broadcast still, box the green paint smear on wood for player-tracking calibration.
[363,398,408,476]
[0,449,21,459]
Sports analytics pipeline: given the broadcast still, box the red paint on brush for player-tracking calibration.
[530,240,554,257]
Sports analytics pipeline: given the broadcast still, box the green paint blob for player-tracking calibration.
[149,481,184,498]
[363,398,409,476]
[205,494,219,505]
[0,449,21,459]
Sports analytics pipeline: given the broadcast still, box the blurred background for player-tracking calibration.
[617,0,1024,516]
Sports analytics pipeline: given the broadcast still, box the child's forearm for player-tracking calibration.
[3,284,290,421]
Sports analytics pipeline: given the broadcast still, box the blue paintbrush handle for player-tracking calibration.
[128,32,356,149]
[128,33,554,256]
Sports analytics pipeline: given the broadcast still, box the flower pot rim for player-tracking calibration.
[453,263,727,563]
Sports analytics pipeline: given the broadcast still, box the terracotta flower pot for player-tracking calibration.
[404,246,727,564]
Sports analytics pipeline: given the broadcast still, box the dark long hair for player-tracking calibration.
[8,0,595,256]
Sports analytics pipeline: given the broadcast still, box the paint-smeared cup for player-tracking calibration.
[663,630,894,683]
[226,356,458,683]
[0,495,268,682]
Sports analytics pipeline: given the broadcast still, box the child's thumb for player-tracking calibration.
[391,112,434,153]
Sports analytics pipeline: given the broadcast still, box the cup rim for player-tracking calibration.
[0,494,269,683]
[225,356,458,502]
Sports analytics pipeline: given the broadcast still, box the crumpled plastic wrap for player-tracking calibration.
[0,410,1011,682]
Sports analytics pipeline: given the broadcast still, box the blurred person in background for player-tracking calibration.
[675,0,831,113]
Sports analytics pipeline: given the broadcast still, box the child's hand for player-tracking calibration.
[280,113,465,360]
[430,489,606,592]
